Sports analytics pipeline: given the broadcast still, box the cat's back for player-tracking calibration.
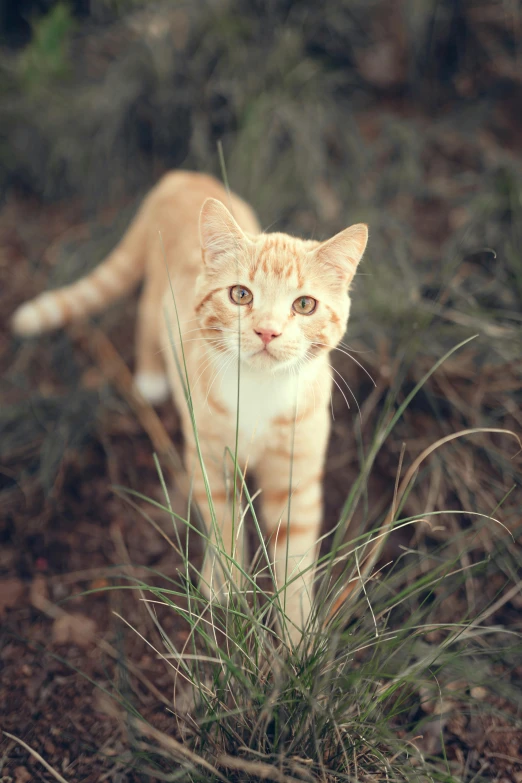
[148,171,260,266]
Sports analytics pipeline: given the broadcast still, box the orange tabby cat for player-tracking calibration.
[11,171,368,645]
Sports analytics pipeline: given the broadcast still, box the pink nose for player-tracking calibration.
[255,328,281,345]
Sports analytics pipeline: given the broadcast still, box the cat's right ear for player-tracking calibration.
[199,198,246,267]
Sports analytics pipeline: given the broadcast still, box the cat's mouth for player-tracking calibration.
[246,344,300,370]
[216,337,300,369]
[251,345,277,361]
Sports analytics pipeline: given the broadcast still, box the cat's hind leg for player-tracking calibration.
[134,283,170,405]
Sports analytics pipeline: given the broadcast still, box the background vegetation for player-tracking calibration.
[1,1,521,780]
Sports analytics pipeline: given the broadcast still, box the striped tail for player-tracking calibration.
[11,202,149,337]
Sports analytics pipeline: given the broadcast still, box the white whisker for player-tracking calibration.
[313,341,376,387]
[330,374,351,415]
[154,336,232,358]
[338,339,371,354]
[191,348,227,391]
[328,362,362,420]
[204,352,237,412]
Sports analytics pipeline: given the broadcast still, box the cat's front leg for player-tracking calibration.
[185,435,247,604]
[257,408,329,647]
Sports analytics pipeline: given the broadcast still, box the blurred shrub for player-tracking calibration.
[0,0,521,209]
[18,3,74,91]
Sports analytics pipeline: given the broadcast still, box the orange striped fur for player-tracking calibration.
[11,170,368,645]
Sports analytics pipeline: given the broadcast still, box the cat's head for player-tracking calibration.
[194,198,368,373]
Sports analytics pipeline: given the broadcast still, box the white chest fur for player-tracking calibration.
[220,364,294,431]
[213,359,321,450]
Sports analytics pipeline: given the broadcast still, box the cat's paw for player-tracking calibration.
[134,372,170,405]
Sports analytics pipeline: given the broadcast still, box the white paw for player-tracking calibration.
[134,372,170,404]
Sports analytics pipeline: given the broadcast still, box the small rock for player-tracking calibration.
[30,574,49,609]
[44,740,56,755]
[52,613,97,648]
[0,578,25,616]
[15,767,31,783]
[471,686,488,700]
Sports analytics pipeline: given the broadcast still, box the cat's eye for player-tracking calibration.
[292,296,317,315]
[229,285,253,305]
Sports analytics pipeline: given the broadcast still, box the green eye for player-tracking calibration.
[293,296,317,315]
[229,285,253,305]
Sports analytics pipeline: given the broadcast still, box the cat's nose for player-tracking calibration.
[254,327,281,345]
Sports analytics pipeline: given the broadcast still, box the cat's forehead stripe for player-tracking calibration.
[250,239,305,287]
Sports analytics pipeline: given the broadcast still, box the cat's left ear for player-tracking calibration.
[199,198,247,267]
[314,223,368,286]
